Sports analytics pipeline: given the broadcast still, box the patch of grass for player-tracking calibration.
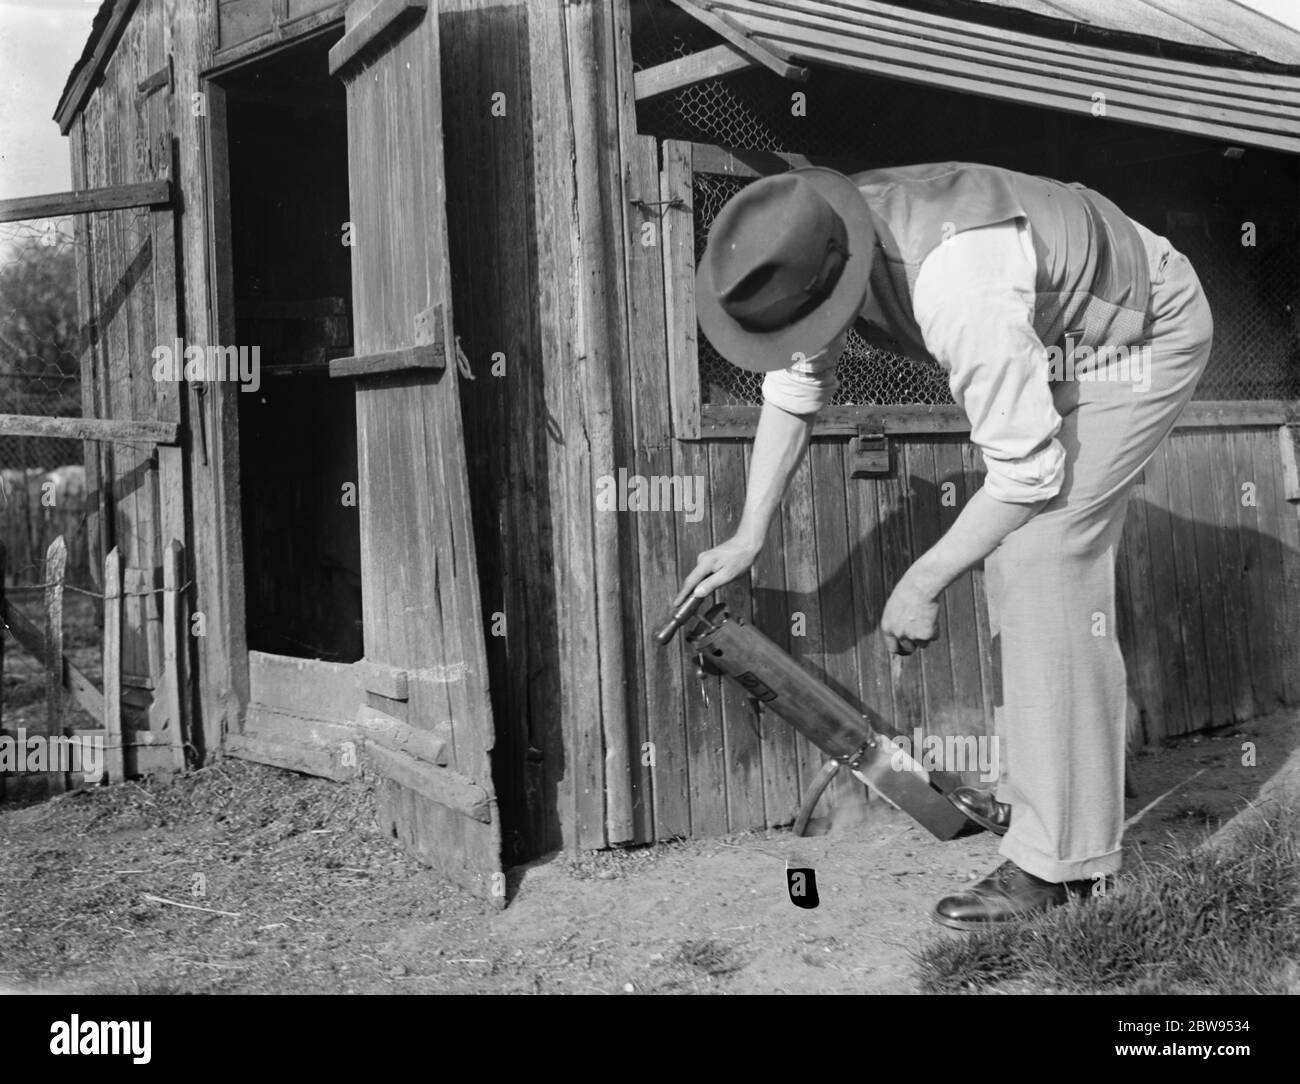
[914,801,1300,994]
[674,937,746,977]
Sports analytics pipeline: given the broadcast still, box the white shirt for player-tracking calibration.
[761,219,1066,504]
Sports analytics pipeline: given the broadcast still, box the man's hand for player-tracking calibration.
[880,574,940,655]
[674,535,760,605]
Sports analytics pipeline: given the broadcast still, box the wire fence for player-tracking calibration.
[1,217,91,586]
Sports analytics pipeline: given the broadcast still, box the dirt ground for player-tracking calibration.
[2,697,1295,995]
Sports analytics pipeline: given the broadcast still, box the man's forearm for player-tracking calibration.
[904,487,1044,598]
[734,400,814,551]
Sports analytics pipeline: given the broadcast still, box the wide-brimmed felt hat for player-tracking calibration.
[696,167,875,373]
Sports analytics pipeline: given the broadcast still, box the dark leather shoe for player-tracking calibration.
[933,861,1093,930]
[949,786,1011,836]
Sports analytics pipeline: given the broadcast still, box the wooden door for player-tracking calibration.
[329,0,502,903]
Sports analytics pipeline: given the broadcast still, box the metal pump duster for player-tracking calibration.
[656,598,970,840]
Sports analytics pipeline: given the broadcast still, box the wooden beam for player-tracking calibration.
[328,345,444,379]
[364,742,492,823]
[54,0,143,134]
[1279,425,1300,502]
[668,0,809,82]
[661,140,701,440]
[694,401,1300,438]
[328,0,427,77]
[206,2,348,75]
[103,548,124,784]
[0,180,171,225]
[137,56,173,98]
[0,415,179,445]
[354,704,449,768]
[355,660,409,701]
[634,42,757,100]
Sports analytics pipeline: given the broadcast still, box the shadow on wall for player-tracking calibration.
[758,463,1298,755]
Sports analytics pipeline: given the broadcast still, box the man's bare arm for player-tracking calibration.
[674,400,812,602]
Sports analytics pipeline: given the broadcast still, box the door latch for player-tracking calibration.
[849,426,892,477]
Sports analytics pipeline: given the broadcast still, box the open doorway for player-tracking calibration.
[221,34,362,665]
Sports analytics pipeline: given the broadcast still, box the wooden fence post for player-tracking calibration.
[162,540,185,771]
[103,546,124,785]
[43,536,67,795]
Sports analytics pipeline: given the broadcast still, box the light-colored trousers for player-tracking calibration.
[986,220,1214,882]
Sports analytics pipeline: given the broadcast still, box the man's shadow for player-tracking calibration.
[752,456,1300,815]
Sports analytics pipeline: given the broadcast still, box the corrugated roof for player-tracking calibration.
[948,0,1300,66]
[674,0,1300,153]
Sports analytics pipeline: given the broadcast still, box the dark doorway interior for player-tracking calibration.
[224,35,363,663]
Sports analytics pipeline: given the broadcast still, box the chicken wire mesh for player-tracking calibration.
[633,0,1299,406]
[1,217,92,586]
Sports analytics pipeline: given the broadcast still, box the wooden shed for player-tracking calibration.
[30,0,1300,901]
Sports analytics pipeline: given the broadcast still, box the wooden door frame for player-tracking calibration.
[199,73,253,738]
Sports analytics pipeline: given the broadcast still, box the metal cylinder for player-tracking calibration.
[687,606,879,760]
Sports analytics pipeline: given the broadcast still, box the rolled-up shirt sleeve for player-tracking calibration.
[912,220,1065,504]
[761,339,843,416]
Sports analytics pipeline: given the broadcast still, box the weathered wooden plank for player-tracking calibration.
[0,415,179,445]
[246,650,360,722]
[634,43,757,100]
[676,440,729,834]
[103,547,125,784]
[736,0,1300,97]
[725,21,1300,153]
[1205,431,1255,722]
[160,541,185,769]
[365,741,492,823]
[355,660,409,701]
[354,703,448,767]
[660,140,701,440]
[1118,479,1164,743]
[1232,430,1281,711]
[877,441,927,749]
[809,441,871,822]
[43,538,68,794]
[746,442,800,828]
[0,181,170,224]
[711,441,766,831]
[1183,432,1235,726]
[1262,429,1300,703]
[902,441,958,755]
[696,401,1300,438]
[668,0,810,80]
[224,733,353,782]
[624,133,687,841]
[1279,425,1300,501]
[724,3,1300,122]
[328,345,444,379]
[1158,439,1211,733]
[339,2,502,890]
[328,0,427,76]
[566,0,636,846]
[211,1,346,68]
